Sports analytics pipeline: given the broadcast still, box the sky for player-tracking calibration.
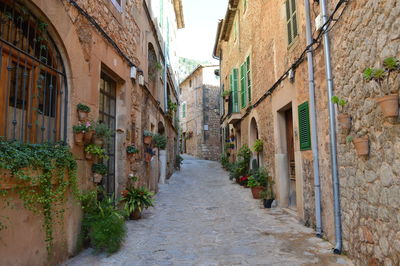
[176,0,227,63]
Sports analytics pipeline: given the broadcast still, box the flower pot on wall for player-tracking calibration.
[93,173,103,183]
[78,110,89,122]
[74,132,84,145]
[144,136,153,145]
[93,136,104,146]
[85,152,94,161]
[84,130,94,144]
[251,186,264,199]
[337,113,351,130]
[376,94,399,118]
[353,136,369,156]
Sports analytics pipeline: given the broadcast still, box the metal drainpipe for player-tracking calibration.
[304,0,323,238]
[320,0,342,254]
[164,42,168,113]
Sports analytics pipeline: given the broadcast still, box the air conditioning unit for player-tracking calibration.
[130,66,137,79]
[138,74,144,86]
[315,14,323,31]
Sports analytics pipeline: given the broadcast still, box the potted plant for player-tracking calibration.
[350,135,369,156]
[91,163,107,183]
[143,130,153,145]
[253,139,263,153]
[363,57,399,118]
[73,123,87,145]
[153,134,167,150]
[126,145,139,159]
[77,103,91,121]
[331,96,351,130]
[247,168,268,199]
[93,122,112,146]
[221,90,231,102]
[260,177,275,208]
[123,186,154,220]
[84,144,108,161]
[239,176,249,187]
[167,100,178,117]
[83,121,94,144]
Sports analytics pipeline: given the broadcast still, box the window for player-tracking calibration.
[0,2,67,143]
[298,102,311,150]
[182,103,186,118]
[246,56,252,102]
[148,43,157,91]
[189,79,192,87]
[243,0,248,11]
[286,0,298,45]
[240,63,247,109]
[230,69,239,113]
[110,0,122,12]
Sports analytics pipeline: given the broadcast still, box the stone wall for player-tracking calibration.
[321,0,400,264]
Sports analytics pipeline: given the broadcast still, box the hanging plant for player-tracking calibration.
[143,130,154,145]
[153,134,167,150]
[253,139,263,153]
[73,123,87,146]
[77,103,91,121]
[331,96,351,130]
[84,144,108,161]
[363,57,399,119]
[0,140,79,253]
[91,163,107,183]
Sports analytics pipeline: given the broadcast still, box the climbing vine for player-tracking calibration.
[0,139,79,254]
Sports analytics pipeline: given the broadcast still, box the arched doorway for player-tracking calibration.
[147,43,157,93]
[249,117,260,169]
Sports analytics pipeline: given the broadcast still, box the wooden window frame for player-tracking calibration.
[286,0,298,46]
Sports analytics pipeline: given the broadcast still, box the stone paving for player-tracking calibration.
[64,155,353,266]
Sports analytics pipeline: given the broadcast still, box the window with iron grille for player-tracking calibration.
[0,1,67,143]
[298,101,311,150]
[286,0,298,45]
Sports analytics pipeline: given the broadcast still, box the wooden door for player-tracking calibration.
[285,108,296,209]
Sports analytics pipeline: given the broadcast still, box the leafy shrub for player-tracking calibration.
[238,145,252,161]
[153,134,167,149]
[91,163,107,175]
[175,154,184,170]
[94,122,112,140]
[126,145,139,154]
[81,190,126,254]
[253,139,263,153]
[77,103,90,113]
[220,155,229,169]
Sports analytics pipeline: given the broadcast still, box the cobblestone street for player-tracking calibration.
[64,155,352,266]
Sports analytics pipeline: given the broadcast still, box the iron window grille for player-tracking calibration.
[0,1,68,143]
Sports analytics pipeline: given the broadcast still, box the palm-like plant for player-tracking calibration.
[123,187,154,214]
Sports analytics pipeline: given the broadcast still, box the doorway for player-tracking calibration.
[99,73,117,195]
[285,108,296,209]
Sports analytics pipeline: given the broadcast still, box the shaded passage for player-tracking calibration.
[64,155,352,266]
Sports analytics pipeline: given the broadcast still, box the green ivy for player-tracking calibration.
[0,140,79,254]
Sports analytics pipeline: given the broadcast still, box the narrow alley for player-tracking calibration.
[65,155,351,266]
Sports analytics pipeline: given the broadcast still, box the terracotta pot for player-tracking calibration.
[84,130,94,144]
[144,136,153,144]
[130,209,141,220]
[93,136,104,146]
[78,110,89,121]
[376,94,399,118]
[251,186,264,199]
[93,173,103,183]
[128,153,139,160]
[74,132,84,145]
[337,113,351,130]
[353,136,369,156]
[224,96,230,102]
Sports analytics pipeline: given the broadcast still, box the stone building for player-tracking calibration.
[214,0,399,264]
[180,65,221,161]
[0,0,183,264]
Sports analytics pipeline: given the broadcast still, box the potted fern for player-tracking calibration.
[331,96,351,130]
[77,103,90,121]
[123,186,154,220]
[91,163,107,183]
[363,57,399,118]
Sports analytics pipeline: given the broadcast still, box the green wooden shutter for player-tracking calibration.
[298,102,311,150]
[230,73,233,112]
[246,56,251,102]
[240,63,246,109]
[233,69,239,112]
[182,103,186,118]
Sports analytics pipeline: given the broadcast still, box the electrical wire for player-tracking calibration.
[222,0,350,123]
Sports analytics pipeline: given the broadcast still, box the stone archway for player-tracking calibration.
[249,117,259,169]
